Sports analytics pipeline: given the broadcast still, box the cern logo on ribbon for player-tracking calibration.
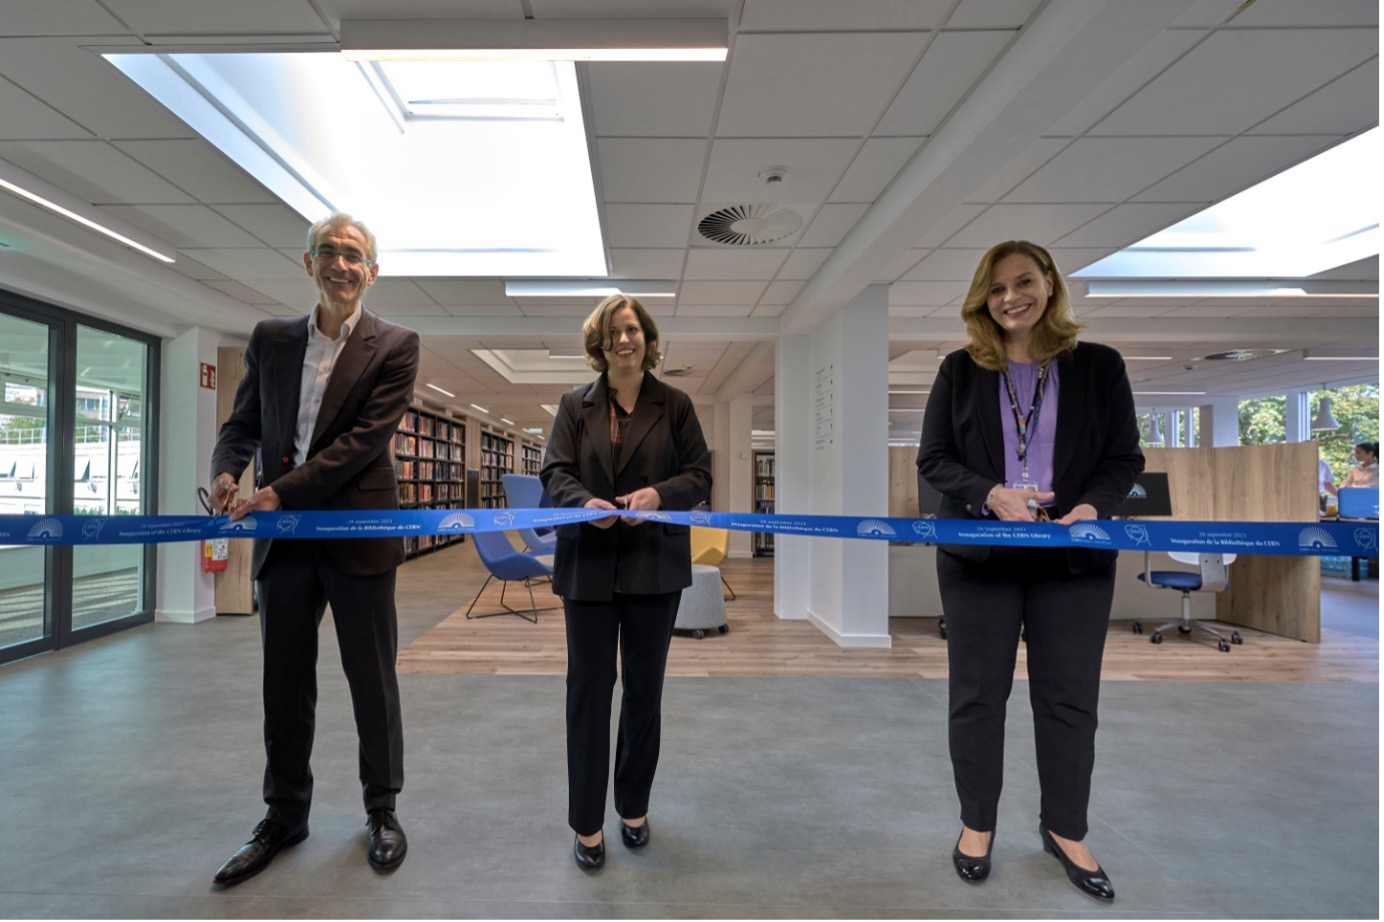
[911,520,937,541]
[857,519,897,537]
[276,515,301,534]
[1069,523,1111,543]
[690,511,712,525]
[1354,528,1377,553]
[439,512,474,531]
[82,519,105,541]
[220,516,257,533]
[494,512,515,527]
[1124,524,1150,546]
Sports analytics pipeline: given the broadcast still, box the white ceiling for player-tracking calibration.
[0,0,1376,441]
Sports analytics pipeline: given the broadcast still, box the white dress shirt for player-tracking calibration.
[294,302,362,468]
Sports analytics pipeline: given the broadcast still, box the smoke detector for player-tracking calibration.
[696,204,804,247]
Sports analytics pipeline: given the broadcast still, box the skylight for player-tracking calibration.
[1075,129,1378,280]
[104,52,605,277]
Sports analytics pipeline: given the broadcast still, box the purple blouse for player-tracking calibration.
[999,359,1059,503]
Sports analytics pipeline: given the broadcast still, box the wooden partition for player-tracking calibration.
[1142,443,1320,642]
[213,347,255,616]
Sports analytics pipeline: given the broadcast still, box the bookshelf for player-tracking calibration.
[480,430,515,508]
[521,442,543,477]
[753,450,775,557]
[393,404,467,559]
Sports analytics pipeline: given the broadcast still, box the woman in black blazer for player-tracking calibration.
[540,294,711,871]
[917,241,1143,901]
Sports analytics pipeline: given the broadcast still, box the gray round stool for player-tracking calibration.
[675,563,729,639]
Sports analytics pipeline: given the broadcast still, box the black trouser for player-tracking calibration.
[256,540,404,827]
[936,548,1115,840]
[563,591,682,837]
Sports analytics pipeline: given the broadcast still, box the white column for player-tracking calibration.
[1198,396,1241,447]
[774,334,810,621]
[1285,389,1311,442]
[726,393,753,558]
[776,285,890,647]
[154,327,219,623]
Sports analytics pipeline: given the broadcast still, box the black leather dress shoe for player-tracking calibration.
[367,810,408,871]
[573,833,605,870]
[212,818,308,886]
[1040,825,1114,902]
[620,819,650,849]
[951,829,993,883]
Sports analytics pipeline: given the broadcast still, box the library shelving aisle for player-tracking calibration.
[480,430,515,508]
[753,450,775,557]
[393,405,467,559]
[521,442,543,477]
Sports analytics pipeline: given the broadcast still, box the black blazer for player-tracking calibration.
[916,341,1144,572]
[540,373,712,602]
[211,309,420,579]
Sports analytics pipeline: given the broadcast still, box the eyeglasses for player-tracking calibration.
[311,247,372,267]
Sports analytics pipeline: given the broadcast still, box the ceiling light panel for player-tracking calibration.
[340,18,728,62]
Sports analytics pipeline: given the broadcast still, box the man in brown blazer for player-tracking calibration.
[207,212,419,885]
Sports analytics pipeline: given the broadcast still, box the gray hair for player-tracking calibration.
[307,212,378,262]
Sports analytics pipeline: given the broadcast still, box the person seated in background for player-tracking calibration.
[1339,441,1380,489]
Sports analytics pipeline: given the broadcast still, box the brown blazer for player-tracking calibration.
[211,308,420,578]
[540,373,711,602]
[917,340,1144,573]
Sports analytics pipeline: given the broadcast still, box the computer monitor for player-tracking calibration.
[1114,471,1173,517]
[1337,487,1379,520]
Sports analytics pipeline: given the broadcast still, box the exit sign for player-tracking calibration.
[199,363,217,390]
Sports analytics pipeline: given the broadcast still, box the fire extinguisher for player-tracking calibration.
[197,486,230,574]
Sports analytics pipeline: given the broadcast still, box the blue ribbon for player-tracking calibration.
[0,509,1375,557]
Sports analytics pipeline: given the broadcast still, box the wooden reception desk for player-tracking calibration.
[888,442,1322,643]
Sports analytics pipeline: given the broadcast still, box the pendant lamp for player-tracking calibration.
[1310,387,1341,431]
[1145,412,1165,446]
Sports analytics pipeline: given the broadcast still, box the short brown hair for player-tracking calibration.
[960,240,1083,371]
[581,294,663,373]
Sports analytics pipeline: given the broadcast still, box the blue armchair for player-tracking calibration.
[501,473,557,553]
[465,528,556,623]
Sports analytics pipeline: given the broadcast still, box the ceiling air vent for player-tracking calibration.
[697,204,803,246]
[662,365,694,377]
[1198,348,1288,361]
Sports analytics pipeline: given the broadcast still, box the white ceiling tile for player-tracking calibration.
[877,31,1016,136]
[596,138,707,203]
[828,137,923,203]
[0,140,194,204]
[1249,59,1379,136]
[586,62,722,137]
[528,0,728,16]
[1133,135,1342,204]
[799,203,868,247]
[1046,247,1119,276]
[361,279,438,307]
[101,204,263,248]
[674,303,755,317]
[1227,0,1378,27]
[101,0,328,34]
[717,33,924,137]
[945,0,1043,28]
[166,252,230,281]
[603,204,695,248]
[776,248,832,280]
[914,203,986,248]
[902,248,986,281]
[683,247,787,281]
[965,138,1068,204]
[703,137,858,202]
[945,204,1109,248]
[750,303,786,317]
[414,279,508,305]
[0,0,126,33]
[1170,1,1243,28]
[609,248,685,279]
[369,301,450,318]
[1094,29,1379,136]
[739,0,948,31]
[213,204,311,249]
[112,140,277,204]
[1046,30,1205,137]
[316,0,520,26]
[181,248,308,281]
[873,248,926,283]
[202,279,281,305]
[238,280,314,305]
[889,281,961,306]
[678,280,767,304]
[516,302,603,318]
[442,302,525,318]
[0,37,197,140]
[1004,137,1224,203]
[758,279,804,305]
[0,76,91,140]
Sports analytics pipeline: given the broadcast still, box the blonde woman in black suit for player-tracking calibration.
[917,241,1143,901]
[540,295,712,870]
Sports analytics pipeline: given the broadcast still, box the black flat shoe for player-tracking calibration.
[366,809,408,871]
[573,833,605,870]
[1040,825,1114,902]
[951,829,993,883]
[620,819,650,849]
[212,818,309,886]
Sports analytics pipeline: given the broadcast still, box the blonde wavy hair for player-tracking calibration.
[961,240,1083,371]
[581,294,663,373]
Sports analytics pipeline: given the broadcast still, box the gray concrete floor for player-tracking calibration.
[0,550,1377,919]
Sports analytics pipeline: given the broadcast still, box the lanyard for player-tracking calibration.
[1001,360,1051,477]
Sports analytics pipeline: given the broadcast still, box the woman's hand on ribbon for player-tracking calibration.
[584,496,620,529]
[990,487,1056,522]
[615,486,662,526]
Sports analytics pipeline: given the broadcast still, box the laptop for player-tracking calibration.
[1114,472,1173,517]
[1337,487,1379,520]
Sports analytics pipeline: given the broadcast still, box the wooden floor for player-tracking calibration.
[397,548,1379,684]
